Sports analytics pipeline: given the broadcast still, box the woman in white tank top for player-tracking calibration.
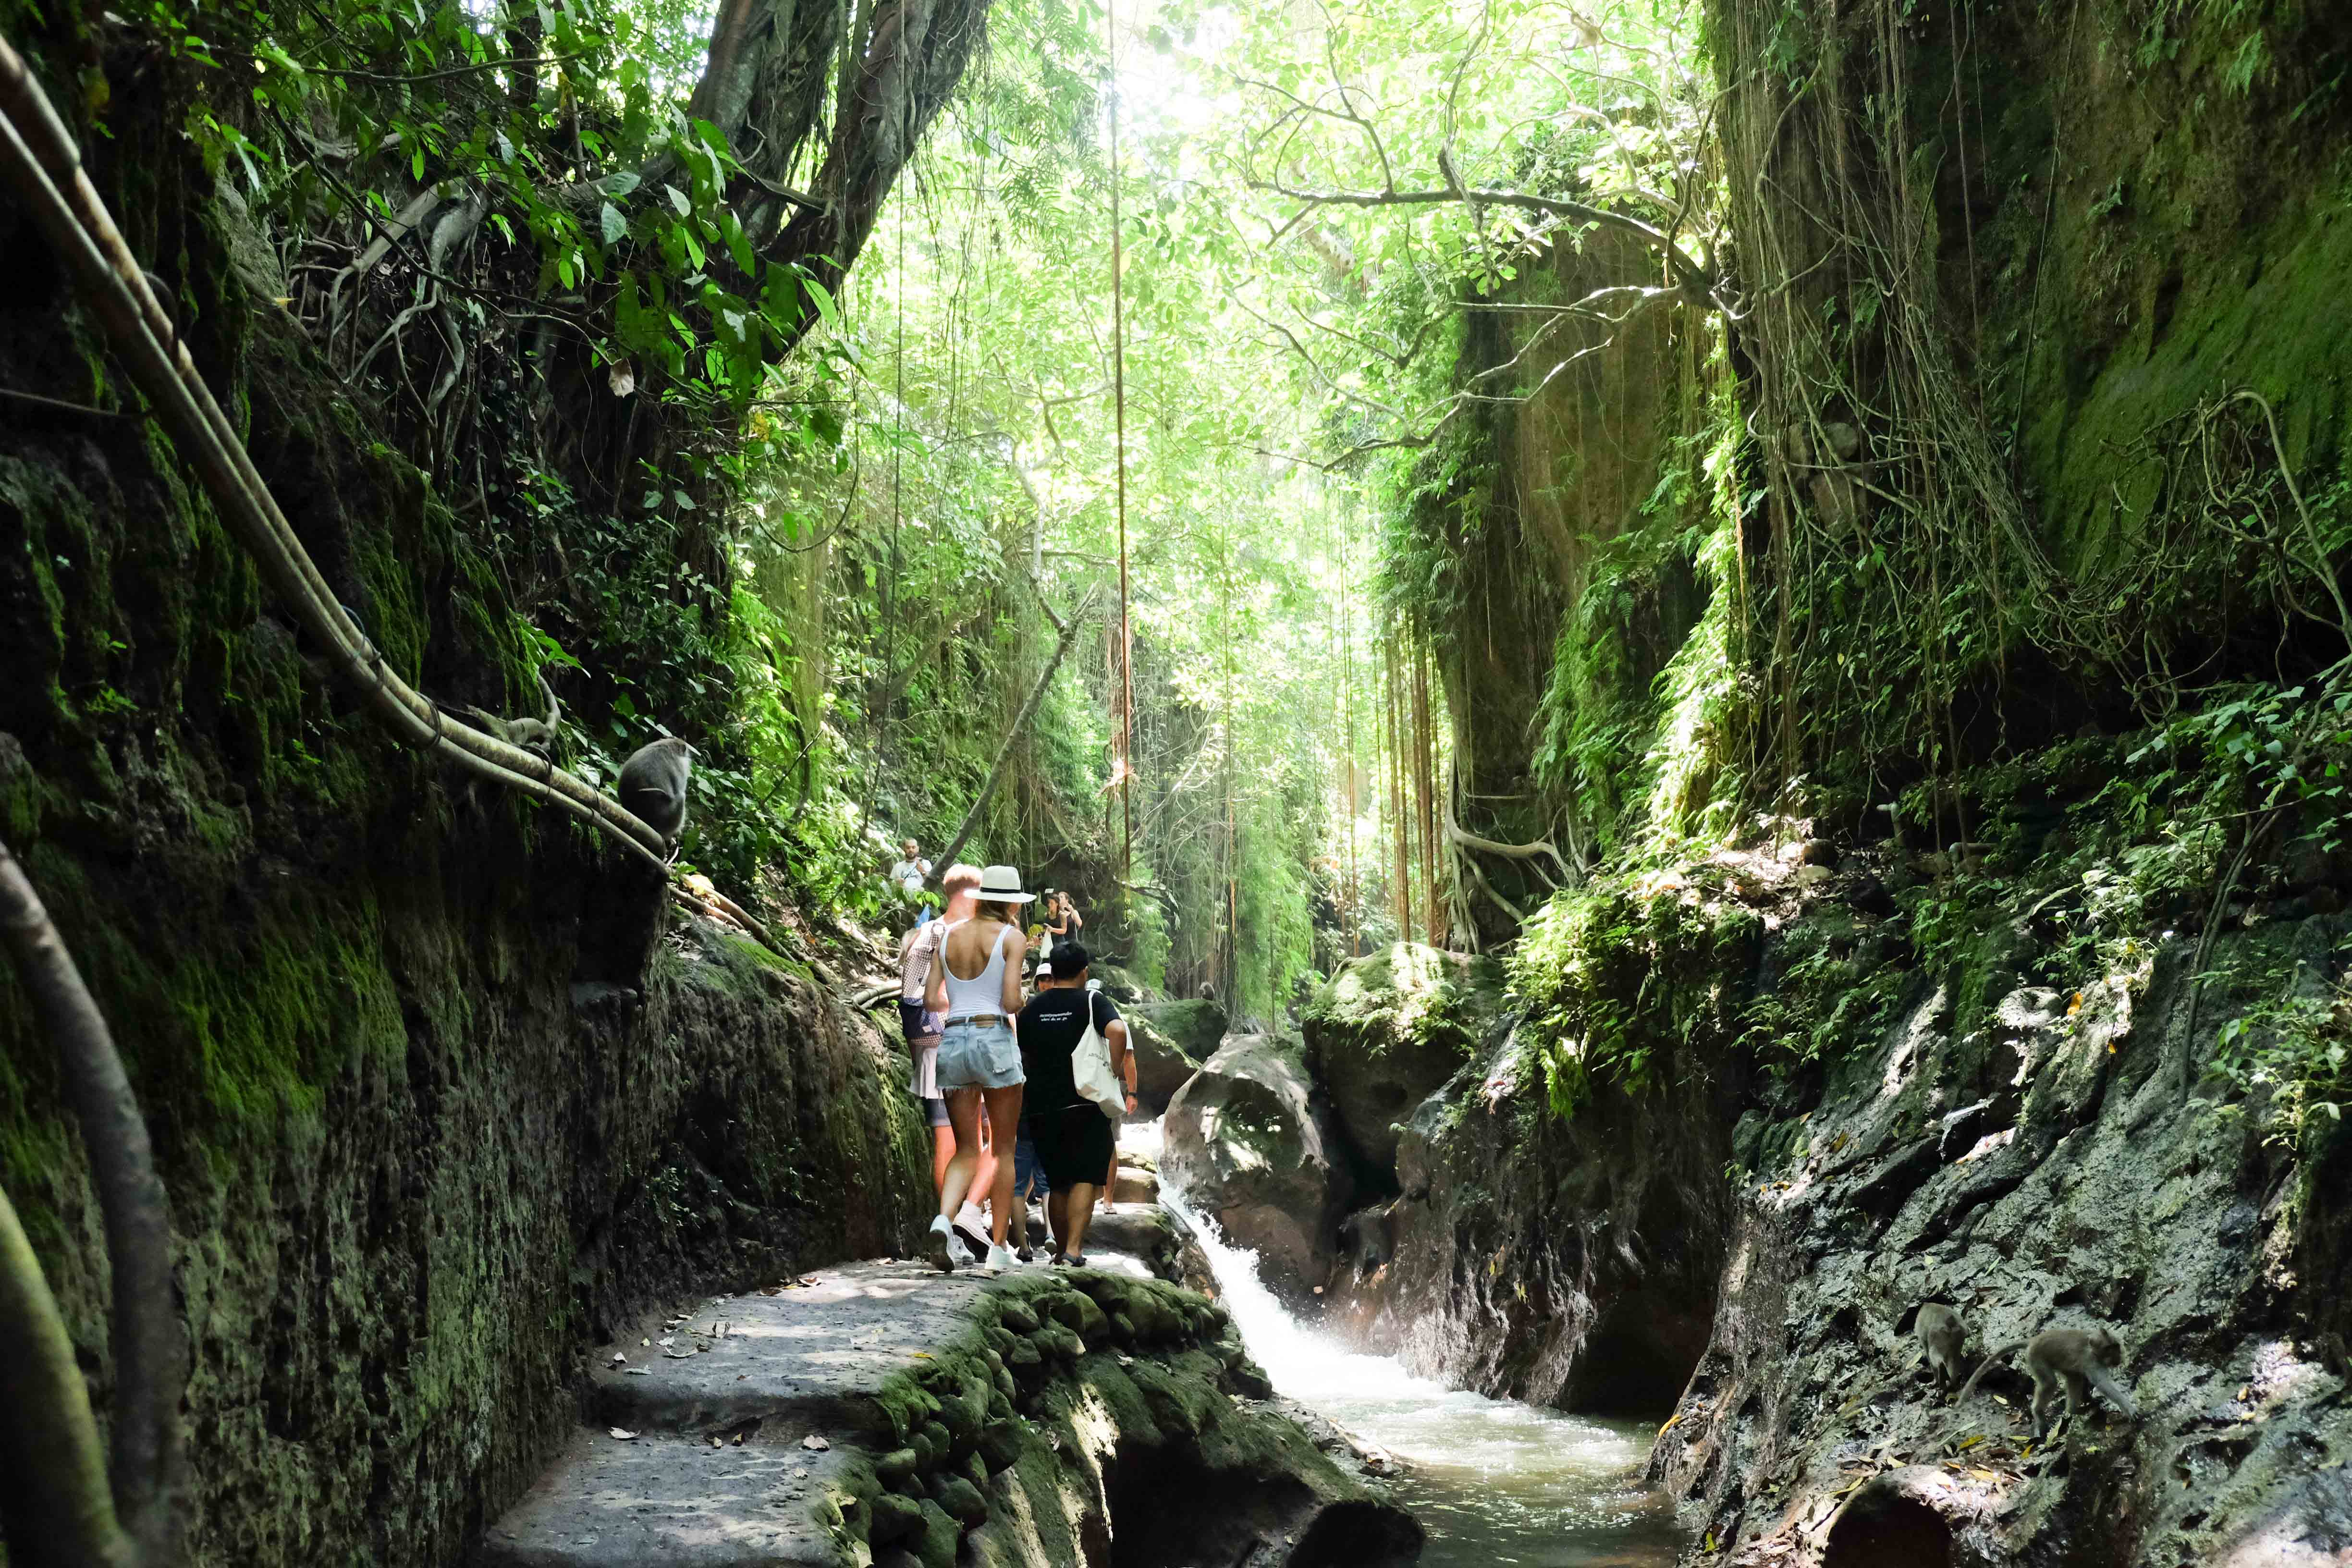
[920,864,1033,1273]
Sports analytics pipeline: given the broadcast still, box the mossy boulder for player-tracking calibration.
[1304,943,1505,1176]
[1162,1034,1352,1299]
[1124,1000,1226,1110]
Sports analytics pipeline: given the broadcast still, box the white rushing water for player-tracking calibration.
[1161,1172,1680,1567]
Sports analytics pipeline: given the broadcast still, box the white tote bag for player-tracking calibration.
[1071,993,1124,1120]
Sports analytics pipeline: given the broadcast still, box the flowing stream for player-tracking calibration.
[1161,1180,1682,1566]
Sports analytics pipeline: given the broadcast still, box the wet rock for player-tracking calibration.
[910,1498,961,1566]
[871,1489,926,1543]
[1303,943,1505,1178]
[977,1423,1024,1473]
[1126,999,1226,1109]
[1164,1033,1355,1299]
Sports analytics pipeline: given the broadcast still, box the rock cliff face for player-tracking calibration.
[1651,888,2352,1565]
[1291,838,2352,1565]
[0,20,933,1564]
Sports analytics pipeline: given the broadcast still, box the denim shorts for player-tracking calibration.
[935,1020,1024,1090]
[1013,1136,1050,1198]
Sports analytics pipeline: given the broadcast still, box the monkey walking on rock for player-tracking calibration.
[619,737,694,859]
[1958,1324,2139,1437]
[1913,1302,1969,1396]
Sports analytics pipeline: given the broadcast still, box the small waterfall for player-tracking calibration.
[1161,1177,1681,1566]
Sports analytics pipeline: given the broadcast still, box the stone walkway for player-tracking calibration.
[470,1199,1366,1568]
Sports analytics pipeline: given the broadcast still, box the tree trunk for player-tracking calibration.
[933,587,1102,877]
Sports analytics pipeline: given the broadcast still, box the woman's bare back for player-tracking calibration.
[942,918,1011,980]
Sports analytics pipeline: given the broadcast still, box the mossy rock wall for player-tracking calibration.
[1302,943,1504,1182]
[0,16,930,1563]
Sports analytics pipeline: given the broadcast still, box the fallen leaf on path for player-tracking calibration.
[801,1434,830,1451]
[708,1436,723,1449]
[609,1353,627,1367]
[609,1428,637,1441]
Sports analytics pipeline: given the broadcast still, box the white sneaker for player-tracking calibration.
[984,1243,1018,1274]
[949,1233,977,1267]
[924,1216,957,1274]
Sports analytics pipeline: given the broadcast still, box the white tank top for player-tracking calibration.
[939,919,1016,1018]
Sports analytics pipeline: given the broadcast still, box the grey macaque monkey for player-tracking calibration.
[1914,1302,1968,1396]
[1959,1324,2138,1437]
[619,737,694,853]
[461,672,562,759]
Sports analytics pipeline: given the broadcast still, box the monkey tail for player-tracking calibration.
[1956,1341,2024,1405]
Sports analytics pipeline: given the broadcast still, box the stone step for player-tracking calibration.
[474,1429,858,1567]
[475,1249,1195,1568]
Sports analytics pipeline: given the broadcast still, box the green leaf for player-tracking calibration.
[600,201,628,247]
[802,274,841,332]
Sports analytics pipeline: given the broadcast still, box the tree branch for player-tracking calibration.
[932,583,1104,876]
[0,1186,136,1568]
[0,836,184,1565]
[1253,178,1718,301]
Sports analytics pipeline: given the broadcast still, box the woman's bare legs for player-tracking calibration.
[971,1107,999,1225]
[930,1124,955,1198]
[939,1089,985,1221]
[981,1085,1024,1245]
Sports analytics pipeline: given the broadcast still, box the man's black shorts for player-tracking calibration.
[1024,1102,1115,1190]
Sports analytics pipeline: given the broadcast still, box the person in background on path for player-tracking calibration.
[1042,890,1083,947]
[922,864,1033,1273]
[897,864,979,1200]
[888,839,933,916]
[1008,1130,1050,1262]
[1015,942,1135,1266]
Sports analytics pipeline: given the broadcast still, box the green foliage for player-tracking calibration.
[1507,868,1755,1119]
[1305,943,1502,1059]
[2210,935,2352,1155]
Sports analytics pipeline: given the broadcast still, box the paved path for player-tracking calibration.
[475,1202,1196,1567]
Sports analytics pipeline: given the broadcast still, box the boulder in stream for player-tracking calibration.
[1162,1032,1352,1299]
[1304,943,1505,1179]
[1124,998,1227,1110]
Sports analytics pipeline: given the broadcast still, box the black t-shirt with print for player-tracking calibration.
[1016,987,1121,1116]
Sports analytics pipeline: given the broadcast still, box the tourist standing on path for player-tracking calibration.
[897,863,980,1200]
[1042,890,1083,946]
[888,839,933,916]
[1015,942,1135,1265]
[922,865,1033,1273]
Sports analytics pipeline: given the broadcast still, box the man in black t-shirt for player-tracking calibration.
[1015,942,1135,1264]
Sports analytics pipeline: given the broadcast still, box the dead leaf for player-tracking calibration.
[610,1428,637,1441]
[708,1435,723,1449]
[801,1434,830,1452]
[609,362,637,397]
[2238,1385,2252,1401]
[609,1353,627,1367]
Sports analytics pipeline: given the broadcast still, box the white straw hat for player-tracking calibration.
[975,865,1036,904]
